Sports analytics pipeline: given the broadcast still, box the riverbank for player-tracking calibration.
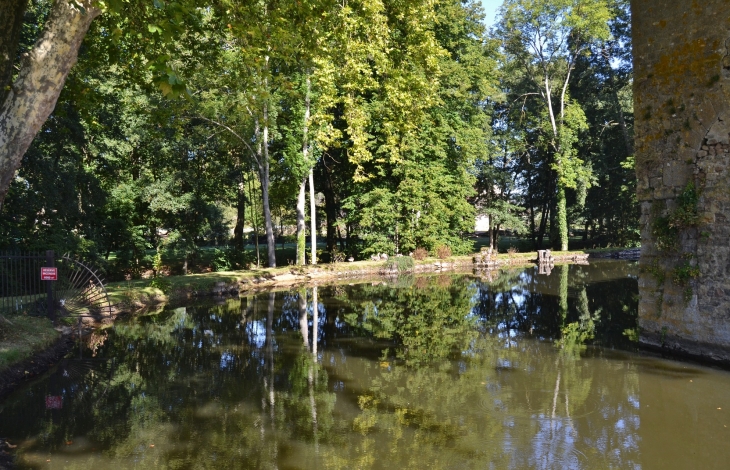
[0,316,72,400]
[108,248,633,312]
[0,247,634,401]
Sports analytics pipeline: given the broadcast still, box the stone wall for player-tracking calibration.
[632,0,730,361]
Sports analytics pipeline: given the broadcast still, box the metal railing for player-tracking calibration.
[0,250,56,319]
[0,251,113,320]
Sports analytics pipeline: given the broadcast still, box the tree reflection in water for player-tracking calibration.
[0,261,656,469]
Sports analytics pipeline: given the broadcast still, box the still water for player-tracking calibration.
[1,261,730,469]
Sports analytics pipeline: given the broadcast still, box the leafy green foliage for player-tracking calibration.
[0,0,640,273]
[651,182,700,253]
[672,260,700,301]
[384,256,415,273]
[492,0,622,251]
[670,182,700,229]
[148,277,172,294]
[340,0,495,256]
[210,247,254,271]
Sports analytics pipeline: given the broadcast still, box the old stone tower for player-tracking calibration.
[632,0,730,361]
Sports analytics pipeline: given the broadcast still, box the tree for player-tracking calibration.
[571,0,637,246]
[339,0,498,256]
[0,0,101,209]
[474,123,529,250]
[495,0,611,250]
[196,0,337,268]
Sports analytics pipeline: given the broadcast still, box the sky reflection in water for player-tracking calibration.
[1,261,730,469]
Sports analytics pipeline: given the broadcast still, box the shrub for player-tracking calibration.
[435,245,452,259]
[384,256,415,272]
[384,256,414,272]
[211,248,253,271]
[412,247,428,260]
[149,277,172,294]
[211,248,231,272]
[330,248,346,263]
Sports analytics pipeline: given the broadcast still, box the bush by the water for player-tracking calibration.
[384,256,415,272]
[412,247,428,260]
[435,245,452,259]
[148,277,172,293]
[211,248,255,271]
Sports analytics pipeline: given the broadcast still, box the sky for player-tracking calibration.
[480,0,503,27]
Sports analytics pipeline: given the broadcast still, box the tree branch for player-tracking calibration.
[197,115,258,160]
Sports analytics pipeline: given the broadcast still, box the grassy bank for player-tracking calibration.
[0,315,59,372]
[107,247,619,311]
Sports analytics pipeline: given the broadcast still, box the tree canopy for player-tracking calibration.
[0,0,637,278]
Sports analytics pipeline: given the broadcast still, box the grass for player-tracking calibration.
[107,246,608,309]
[105,236,634,281]
[0,315,59,372]
[103,237,639,312]
[103,242,331,281]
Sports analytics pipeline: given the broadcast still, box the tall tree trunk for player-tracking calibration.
[494,224,501,253]
[0,0,100,209]
[556,184,568,251]
[260,66,276,267]
[549,191,558,248]
[296,177,307,265]
[308,168,317,265]
[249,176,261,268]
[615,93,633,156]
[527,171,537,246]
[296,75,311,265]
[260,158,276,267]
[233,171,246,250]
[537,201,550,250]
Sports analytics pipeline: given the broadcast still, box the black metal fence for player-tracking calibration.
[0,250,56,319]
[1,251,113,320]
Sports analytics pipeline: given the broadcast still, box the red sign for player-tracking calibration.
[45,395,63,409]
[41,267,57,281]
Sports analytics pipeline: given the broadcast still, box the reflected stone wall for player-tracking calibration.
[632,0,730,361]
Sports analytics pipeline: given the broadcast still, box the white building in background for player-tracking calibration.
[475,214,490,234]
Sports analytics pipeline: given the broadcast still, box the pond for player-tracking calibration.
[1,260,730,469]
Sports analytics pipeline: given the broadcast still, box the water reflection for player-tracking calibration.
[1,261,729,469]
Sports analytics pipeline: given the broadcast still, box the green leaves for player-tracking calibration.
[145,55,190,99]
[492,0,619,250]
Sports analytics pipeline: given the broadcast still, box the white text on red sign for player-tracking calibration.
[41,267,58,281]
